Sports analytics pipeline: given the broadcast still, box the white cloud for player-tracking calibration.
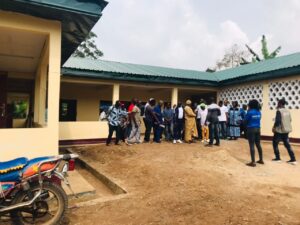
[93,0,300,71]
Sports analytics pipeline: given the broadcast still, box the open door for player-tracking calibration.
[0,74,7,128]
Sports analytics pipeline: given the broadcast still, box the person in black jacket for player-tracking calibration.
[173,102,184,144]
[206,97,221,146]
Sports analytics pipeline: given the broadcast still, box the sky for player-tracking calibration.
[93,0,300,71]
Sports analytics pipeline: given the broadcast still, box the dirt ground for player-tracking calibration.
[66,139,300,225]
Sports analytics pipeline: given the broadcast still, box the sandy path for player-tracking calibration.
[66,139,300,225]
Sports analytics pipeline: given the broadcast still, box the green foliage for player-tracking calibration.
[247,35,281,62]
[73,31,103,59]
[13,101,28,119]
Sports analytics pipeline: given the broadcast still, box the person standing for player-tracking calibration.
[106,101,124,146]
[144,98,159,143]
[195,102,203,140]
[218,100,228,139]
[272,99,297,165]
[127,100,142,144]
[199,103,209,143]
[163,102,174,141]
[206,97,221,146]
[228,101,241,140]
[119,102,129,143]
[153,100,164,143]
[245,100,263,167]
[184,100,198,143]
[240,104,248,138]
[173,102,184,144]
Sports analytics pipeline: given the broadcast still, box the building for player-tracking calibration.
[1,1,300,161]
[59,54,300,145]
[0,0,108,160]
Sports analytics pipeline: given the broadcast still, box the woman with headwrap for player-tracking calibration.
[184,100,198,143]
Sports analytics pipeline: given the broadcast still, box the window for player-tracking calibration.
[59,99,77,121]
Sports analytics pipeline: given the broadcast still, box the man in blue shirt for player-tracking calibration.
[153,100,164,143]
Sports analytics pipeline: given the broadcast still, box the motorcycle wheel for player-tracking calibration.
[10,182,68,225]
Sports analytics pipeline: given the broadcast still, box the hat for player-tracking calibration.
[200,103,206,108]
[186,100,192,105]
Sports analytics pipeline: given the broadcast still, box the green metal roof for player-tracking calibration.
[63,57,218,85]
[0,0,108,64]
[216,52,300,82]
[62,52,300,86]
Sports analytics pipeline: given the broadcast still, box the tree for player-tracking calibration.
[209,44,250,71]
[246,35,281,62]
[72,31,103,59]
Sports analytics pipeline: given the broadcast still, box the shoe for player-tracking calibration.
[287,160,297,165]
[177,140,183,144]
[214,143,220,146]
[173,140,177,144]
[246,162,256,167]
[201,140,205,143]
[272,158,281,162]
[256,160,264,164]
[205,143,213,147]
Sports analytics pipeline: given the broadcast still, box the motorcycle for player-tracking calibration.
[0,153,78,225]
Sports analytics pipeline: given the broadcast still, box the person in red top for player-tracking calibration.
[125,98,137,145]
[128,98,137,113]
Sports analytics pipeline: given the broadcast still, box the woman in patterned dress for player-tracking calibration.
[228,101,241,140]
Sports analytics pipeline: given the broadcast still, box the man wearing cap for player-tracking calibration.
[184,99,198,143]
[106,100,126,146]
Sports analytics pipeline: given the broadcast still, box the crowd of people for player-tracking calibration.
[102,97,297,167]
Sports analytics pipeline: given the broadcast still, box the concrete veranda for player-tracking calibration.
[66,139,300,225]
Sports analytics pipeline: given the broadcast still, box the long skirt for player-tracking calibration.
[229,125,240,137]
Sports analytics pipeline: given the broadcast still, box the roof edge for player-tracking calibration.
[61,68,219,87]
[219,65,300,86]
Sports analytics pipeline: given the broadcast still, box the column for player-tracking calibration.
[112,84,120,104]
[171,87,178,106]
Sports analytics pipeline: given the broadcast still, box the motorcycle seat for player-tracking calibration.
[0,158,28,174]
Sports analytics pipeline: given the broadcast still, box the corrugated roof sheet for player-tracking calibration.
[63,57,217,81]
[63,52,300,83]
[216,52,300,81]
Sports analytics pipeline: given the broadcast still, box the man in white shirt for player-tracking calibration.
[218,100,228,139]
[195,102,202,139]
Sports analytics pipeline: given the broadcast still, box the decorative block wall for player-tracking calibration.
[269,80,300,110]
[218,85,263,106]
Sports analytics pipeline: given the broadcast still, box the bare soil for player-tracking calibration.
[67,139,300,225]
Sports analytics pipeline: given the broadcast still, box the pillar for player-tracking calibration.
[171,87,178,106]
[112,84,120,104]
